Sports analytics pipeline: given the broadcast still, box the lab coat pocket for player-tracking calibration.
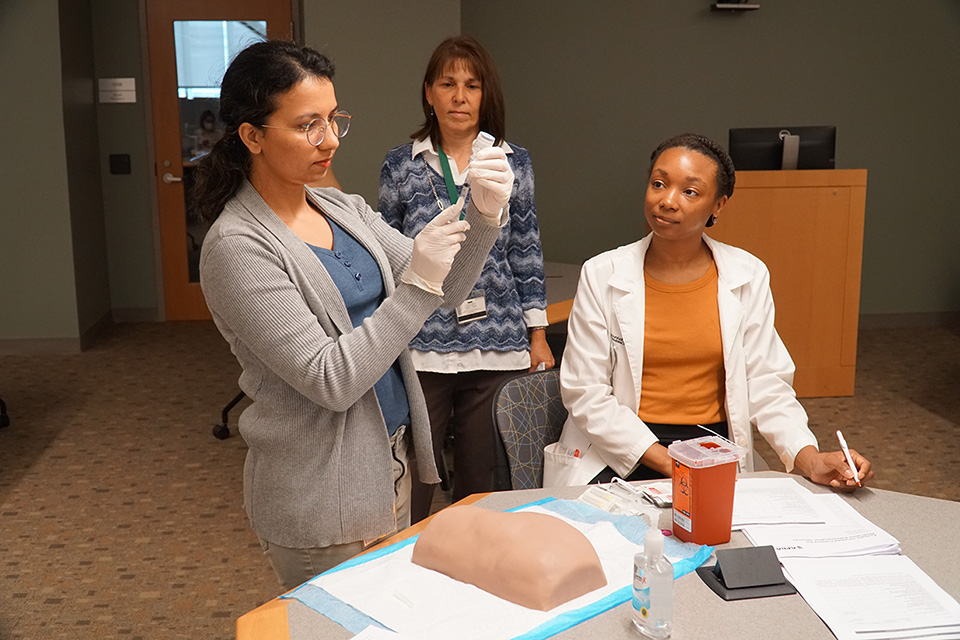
[543,442,582,487]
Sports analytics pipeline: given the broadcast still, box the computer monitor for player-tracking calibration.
[728,126,836,171]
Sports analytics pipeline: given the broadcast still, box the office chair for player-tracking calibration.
[212,390,245,440]
[0,396,9,428]
[492,369,568,491]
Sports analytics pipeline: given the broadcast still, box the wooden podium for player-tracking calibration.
[706,170,867,397]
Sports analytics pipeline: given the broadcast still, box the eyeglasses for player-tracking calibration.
[260,111,352,146]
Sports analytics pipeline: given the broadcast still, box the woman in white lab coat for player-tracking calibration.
[545,133,873,490]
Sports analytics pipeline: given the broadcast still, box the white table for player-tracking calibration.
[269,472,959,639]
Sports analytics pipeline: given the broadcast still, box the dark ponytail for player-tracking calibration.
[192,40,336,223]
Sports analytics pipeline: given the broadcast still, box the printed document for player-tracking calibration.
[732,477,829,527]
[782,555,960,640]
[742,493,901,558]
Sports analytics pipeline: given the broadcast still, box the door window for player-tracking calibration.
[174,20,266,282]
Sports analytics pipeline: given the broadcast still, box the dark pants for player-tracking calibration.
[590,421,729,484]
[409,369,523,523]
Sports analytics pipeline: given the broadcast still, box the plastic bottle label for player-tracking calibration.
[633,569,651,619]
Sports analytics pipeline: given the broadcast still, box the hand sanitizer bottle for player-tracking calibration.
[632,527,673,638]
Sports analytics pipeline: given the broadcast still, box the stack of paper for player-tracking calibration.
[732,477,900,559]
[732,477,831,527]
[742,493,900,558]
[731,478,960,638]
[781,556,960,640]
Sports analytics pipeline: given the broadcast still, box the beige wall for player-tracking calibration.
[0,2,84,346]
[2,1,959,350]
[301,1,460,203]
[463,0,960,315]
[60,0,112,339]
[91,0,159,321]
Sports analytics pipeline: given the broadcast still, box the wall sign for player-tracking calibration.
[98,78,136,103]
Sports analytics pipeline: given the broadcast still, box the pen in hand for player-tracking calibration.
[836,430,862,487]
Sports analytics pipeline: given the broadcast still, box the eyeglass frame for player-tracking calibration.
[259,110,352,146]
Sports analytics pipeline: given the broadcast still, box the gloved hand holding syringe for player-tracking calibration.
[402,131,512,295]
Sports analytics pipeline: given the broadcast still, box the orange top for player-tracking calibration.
[639,262,726,425]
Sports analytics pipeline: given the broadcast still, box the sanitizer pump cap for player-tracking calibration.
[644,527,664,558]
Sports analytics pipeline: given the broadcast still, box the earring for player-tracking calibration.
[706,215,718,228]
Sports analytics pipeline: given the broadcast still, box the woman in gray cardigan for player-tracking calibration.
[195,41,513,590]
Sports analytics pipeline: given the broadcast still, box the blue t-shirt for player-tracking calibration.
[308,218,410,435]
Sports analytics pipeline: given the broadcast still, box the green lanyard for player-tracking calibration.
[435,142,462,205]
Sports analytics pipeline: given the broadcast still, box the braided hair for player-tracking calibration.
[647,133,736,201]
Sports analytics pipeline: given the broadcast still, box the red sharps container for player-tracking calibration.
[668,436,746,545]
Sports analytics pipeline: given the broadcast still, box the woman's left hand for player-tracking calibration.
[468,146,514,217]
[528,328,556,372]
[794,445,874,492]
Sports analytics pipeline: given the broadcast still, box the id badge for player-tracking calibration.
[456,290,488,324]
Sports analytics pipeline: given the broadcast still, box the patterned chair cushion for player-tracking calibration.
[493,369,568,490]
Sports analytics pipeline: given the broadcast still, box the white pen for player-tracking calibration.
[836,430,861,487]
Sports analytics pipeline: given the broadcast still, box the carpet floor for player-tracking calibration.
[1,321,958,639]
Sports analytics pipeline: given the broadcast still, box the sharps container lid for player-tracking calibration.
[667,435,746,469]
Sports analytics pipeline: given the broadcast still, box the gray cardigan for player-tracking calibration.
[199,181,503,548]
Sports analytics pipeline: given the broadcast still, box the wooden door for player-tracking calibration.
[146,0,292,320]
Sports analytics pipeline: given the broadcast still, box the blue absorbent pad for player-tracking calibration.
[280,498,714,638]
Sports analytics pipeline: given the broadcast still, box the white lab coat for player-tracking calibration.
[544,233,818,487]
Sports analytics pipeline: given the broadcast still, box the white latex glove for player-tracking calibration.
[401,197,469,296]
[467,146,514,217]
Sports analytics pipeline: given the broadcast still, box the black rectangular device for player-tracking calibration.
[728,126,836,171]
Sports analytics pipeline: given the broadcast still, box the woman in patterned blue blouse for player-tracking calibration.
[380,36,554,522]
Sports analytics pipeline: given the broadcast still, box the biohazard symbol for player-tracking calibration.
[678,475,690,496]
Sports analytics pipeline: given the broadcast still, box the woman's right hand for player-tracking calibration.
[402,197,469,295]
